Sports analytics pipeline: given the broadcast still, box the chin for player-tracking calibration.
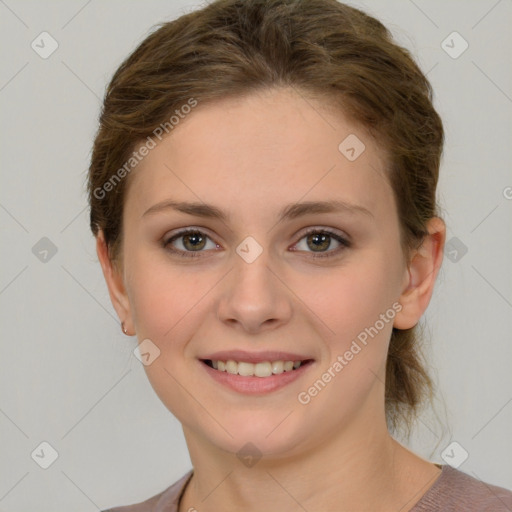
[193,411,316,461]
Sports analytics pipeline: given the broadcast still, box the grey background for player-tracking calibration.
[0,0,511,510]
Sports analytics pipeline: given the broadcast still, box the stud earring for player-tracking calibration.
[121,322,128,335]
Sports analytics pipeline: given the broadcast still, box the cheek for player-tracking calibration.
[303,251,399,348]
[124,255,212,415]
[294,257,398,421]
[125,250,207,344]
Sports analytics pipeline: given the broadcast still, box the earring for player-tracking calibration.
[121,322,128,335]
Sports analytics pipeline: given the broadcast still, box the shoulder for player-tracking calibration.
[412,464,512,512]
[101,470,193,512]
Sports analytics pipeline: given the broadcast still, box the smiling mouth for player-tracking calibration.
[201,359,314,377]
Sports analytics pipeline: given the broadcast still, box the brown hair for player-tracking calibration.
[87,0,444,435]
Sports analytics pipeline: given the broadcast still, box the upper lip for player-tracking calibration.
[200,350,314,364]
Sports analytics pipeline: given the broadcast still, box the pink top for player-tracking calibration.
[103,464,512,511]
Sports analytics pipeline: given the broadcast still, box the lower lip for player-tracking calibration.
[199,360,314,394]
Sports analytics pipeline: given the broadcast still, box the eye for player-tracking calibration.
[163,227,351,259]
[291,228,351,258]
[163,228,219,258]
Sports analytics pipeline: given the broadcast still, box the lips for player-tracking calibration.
[198,353,314,395]
[198,350,315,394]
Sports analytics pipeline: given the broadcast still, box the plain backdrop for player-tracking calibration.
[0,0,511,510]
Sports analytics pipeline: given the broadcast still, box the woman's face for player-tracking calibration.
[106,87,416,457]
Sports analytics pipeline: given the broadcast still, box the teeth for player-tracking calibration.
[271,361,284,374]
[226,360,238,374]
[208,359,305,377]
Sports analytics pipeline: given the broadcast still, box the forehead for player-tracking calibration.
[126,87,394,221]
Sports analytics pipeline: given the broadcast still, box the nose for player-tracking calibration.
[216,248,293,334]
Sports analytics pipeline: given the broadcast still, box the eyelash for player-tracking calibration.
[163,227,351,259]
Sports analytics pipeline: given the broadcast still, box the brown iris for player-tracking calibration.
[307,232,331,252]
[182,232,207,251]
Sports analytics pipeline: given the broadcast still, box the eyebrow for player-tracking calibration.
[142,198,374,222]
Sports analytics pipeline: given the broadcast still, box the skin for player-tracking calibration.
[97,87,446,511]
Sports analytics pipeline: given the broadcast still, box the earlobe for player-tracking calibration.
[393,217,446,330]
[96,231,134,334]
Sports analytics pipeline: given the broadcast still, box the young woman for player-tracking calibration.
[88,0,512,510]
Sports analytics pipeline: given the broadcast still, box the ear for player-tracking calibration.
[393,217,446,330]
[96,230,134,335]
